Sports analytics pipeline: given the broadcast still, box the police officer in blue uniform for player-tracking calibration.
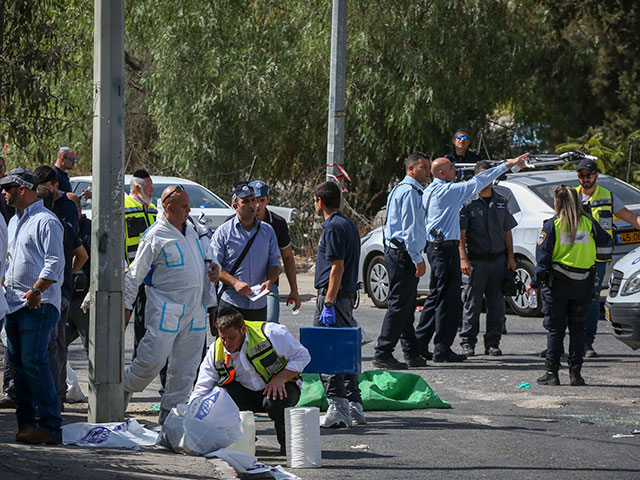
[528,185,612,386]
[373,152,430,370]
[459,161,517,357]
[415,154,526,362]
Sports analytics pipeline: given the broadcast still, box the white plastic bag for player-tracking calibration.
[157,387,243,455]
[65,363,88,403]
[62,419,158,449]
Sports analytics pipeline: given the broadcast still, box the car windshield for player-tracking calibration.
[529,176,640,208]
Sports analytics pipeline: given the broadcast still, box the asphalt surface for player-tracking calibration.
[1,274,639,479]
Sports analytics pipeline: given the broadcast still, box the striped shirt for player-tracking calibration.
[5,199,65,313]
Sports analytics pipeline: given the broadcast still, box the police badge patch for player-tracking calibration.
[537,232,546,246]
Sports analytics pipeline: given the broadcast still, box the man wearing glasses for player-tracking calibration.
[1,168,65,445]
[446,129,482,164]
[53,147,77,193]
[123,185,216,425]
[575,158,640,358]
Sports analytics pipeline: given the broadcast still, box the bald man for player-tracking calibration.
[415,155,526,363]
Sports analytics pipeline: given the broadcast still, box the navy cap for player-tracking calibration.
[249,180,270,197]
[577,158,598,173]
[0,168,38,190]
[231,182,255,202]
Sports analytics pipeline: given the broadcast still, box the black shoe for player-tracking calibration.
[485,346,502,356]
[419,350,433,361]
[538,348,547,358]
[569,362,586,386]
[372,355,408,370]
[433,350,467,363]
[0,393,16,409]
[537,361,560,386]
[404,355,427,368]
[461,344,475,357]
[584,340,598,358]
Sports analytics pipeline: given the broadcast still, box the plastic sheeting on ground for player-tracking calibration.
[62,419,158,449]
[296,370,451,411]
[205,449,301,479]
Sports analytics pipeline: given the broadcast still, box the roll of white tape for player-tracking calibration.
[285,406,322,468]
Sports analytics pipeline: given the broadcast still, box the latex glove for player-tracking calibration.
[319,305,336,326]
[80,291,91,313]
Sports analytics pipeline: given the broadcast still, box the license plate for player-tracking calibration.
[604,304,611,323]
[618,230,640,244]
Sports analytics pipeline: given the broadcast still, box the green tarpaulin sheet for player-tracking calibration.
[296,370,451,411]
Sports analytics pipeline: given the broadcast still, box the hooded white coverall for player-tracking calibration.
[123,213,213,411]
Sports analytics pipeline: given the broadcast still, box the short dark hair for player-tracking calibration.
[36,185,54,210]
[404,152,428,171]
[133,169,151,179]
[453,128,470,138]
[216,311,245,331]
[315,181,341,209]
[474,160,493,174]
[34,165,58,185]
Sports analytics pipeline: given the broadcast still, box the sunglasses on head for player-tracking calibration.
[162,185,185,204]
[455,135,469,141]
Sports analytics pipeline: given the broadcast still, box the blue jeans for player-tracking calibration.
[266,283,280,323]
[585,261,607,344]
[5,304,62,437]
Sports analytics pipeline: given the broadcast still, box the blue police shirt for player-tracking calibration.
[53,165,72,193]
[209,216,280,310]
[384,175,426,265]
[424,163,508,242]
[314,210,360,293]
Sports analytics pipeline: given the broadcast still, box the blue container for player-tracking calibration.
[299,326,361,374]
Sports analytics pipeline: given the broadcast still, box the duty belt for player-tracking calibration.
[318,287,356,300]
[468,250,506,261]
[426,240,459,248]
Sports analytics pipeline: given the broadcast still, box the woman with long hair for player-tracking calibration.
[527,185,612,386]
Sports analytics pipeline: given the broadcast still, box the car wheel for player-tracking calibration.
[506,258,541,317]
[366,255,389,308]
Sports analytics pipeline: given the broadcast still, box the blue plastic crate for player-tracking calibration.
[299,326,361,374]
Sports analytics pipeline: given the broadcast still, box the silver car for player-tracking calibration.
[359,169,640,316]
[70,175,296,230]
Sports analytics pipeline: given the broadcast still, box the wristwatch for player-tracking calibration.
[323,301,334,308]
[30,288,42,297]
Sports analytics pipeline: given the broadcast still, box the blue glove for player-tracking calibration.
[319,305,336,326]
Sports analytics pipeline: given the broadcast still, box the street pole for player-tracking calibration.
[326,0,347,186]
[88,0,126,422]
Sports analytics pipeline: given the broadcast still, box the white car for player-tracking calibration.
[359,169,640,316]
[70,175,296,230]
[604,248,640,350]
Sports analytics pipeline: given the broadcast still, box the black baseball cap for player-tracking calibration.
[0,168,39,190]
[577,158,598,173]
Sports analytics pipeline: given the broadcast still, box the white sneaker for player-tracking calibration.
[320,397,350,428]
[349,401,367,426]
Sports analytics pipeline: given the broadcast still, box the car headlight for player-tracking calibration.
[621,270,640,296]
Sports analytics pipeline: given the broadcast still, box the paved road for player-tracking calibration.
[1,280,639,479]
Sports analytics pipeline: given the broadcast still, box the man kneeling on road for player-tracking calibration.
[191,311,310,454]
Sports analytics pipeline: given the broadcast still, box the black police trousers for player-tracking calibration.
[374,247,419,359]
[541,276,592,366]
[415,244,462,357]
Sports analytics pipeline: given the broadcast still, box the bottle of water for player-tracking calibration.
[528,290,538,309]
[288,300,300,316]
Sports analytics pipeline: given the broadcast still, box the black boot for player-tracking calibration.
[537,361,560,385]
[568,361,586,386]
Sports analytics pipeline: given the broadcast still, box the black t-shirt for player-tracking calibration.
[62,222,83,303]
[264,208,291,249]
[314,210,360,293]
[54,192,79,232]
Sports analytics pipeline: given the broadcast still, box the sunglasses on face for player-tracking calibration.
[455,135,469,141]
[161,185,185,204]
[578,172,595,179]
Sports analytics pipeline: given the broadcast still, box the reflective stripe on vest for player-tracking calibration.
[213,321,288,386]
[124,195,157,265]
[552,215,597,275]
[576,184,613,237]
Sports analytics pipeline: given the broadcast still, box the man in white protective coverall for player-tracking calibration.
[123,185,219,424]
